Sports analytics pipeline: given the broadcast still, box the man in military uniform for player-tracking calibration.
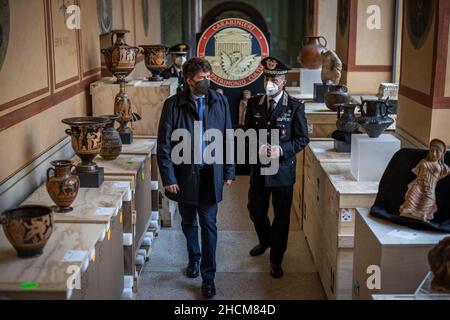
[245,57,310,278]
[161,43,189,93]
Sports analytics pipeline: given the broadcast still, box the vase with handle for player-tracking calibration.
[298,36,328,69]
[357,98,394,138]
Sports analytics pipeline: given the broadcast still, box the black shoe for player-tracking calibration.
[201,280,216,299]
[270,263,284,279]
[185,261,199,279]
[249,244,269,257]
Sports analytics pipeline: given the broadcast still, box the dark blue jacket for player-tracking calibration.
[157,88,236,205]
[244,92,310,187]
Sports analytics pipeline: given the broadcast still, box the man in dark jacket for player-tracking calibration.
[157,57,235,298]
[245,57,310,278]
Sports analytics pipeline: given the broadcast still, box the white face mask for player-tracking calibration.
[265,81,279,97]
[175,56,187,67]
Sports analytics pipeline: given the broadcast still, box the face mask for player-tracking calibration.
[191,79,210,96]
[265,80,279,97]
[175,56,187,67]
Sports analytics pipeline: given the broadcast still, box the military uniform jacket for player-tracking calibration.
[244,91,310,187]
[161,65,184,92]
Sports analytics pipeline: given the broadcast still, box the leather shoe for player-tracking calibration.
[201,280,216,299]
[185,261,199,279]
[249,244,269,257]
[270,263,284,278]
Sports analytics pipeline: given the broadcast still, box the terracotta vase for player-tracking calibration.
[62,117,110,173]
[298,36,328,69]
[336,103,359,133]
[1,206,53,258]
[99,115,122,160]
[140,45,169,81]
[324,85,351,111]
[357,98,394,138]
[101,29,139,83]
[46,160,80,213]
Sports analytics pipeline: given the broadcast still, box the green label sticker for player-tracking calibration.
[124,159,134,165]
[141,171,145,181]
[20,282,39,291]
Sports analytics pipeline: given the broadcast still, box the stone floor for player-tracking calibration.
[135,176,325,300]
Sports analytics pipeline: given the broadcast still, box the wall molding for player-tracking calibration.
[399,0,450,109]
[342,0,394,74]
[0,76,100,132]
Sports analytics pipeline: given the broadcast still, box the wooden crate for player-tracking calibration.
[297,140,350,229]
[82,154,153,293]
[85,155,152,253]
[104,175,136,288]
[22,181,129,299]
[0,223,104,300]
[353,208,449,300]
[303,156,379,300]
[121,136,160,232]
[90,78,178,136]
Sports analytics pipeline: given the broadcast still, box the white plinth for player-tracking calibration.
[299,68,322,95]
[351,134,401,181]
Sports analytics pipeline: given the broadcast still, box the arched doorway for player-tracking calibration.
[200,1,270,40]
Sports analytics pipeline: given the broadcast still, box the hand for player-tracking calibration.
[165,184,180,194]
[224,180,233,186]
[268,145,282,160]
[259,144,270,158]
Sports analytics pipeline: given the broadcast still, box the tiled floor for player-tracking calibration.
[135,176,325,300]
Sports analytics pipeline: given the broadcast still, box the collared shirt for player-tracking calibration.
[174,66,182,75]
[267,91,284,112]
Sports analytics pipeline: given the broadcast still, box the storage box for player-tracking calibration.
[303,152,378,299]
[353,208,449,300]
[0,223,104,300]
[22,181,129,299]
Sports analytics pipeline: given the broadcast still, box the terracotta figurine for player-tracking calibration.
[400,139,450,222]
[239,90,251,126]
[321,50,343,85]
[428,237,450,293]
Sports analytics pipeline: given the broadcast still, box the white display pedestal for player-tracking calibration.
[351,134,401,181]
[299,68,322,96]
[353,208,449,300]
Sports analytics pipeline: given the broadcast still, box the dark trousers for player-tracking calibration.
[247,174,293,265]
[178,165,218,281]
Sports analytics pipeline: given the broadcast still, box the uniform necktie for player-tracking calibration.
[269,99,276,116]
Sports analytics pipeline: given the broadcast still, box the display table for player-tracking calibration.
[294,140,350,226]
[0,223,104,300]
[303,147,379,300]
[73,154,152,292]
[90,78,178,136]
[353,208,449,300]
[21,181,129,300]
[120,136,160,232]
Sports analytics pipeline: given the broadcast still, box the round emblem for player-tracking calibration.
[197,18,269,88]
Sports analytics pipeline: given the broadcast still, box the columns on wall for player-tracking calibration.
[397,0,450,147]
[305,0,338,50]
[336,0,395,93]
[182,0,202,57]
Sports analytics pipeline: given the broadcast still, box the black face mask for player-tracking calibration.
[191,79,210,96]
